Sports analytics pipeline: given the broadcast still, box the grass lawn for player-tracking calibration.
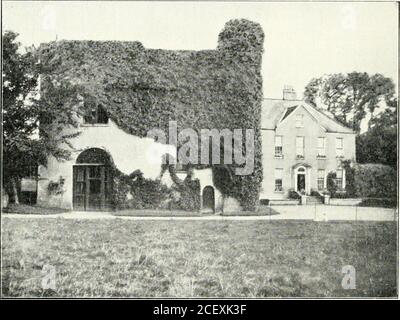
[2,204,69,215]
[1,218,397,298]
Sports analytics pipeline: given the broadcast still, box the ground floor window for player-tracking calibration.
[274,168,283,192]
[317,169,325,190]
[335,169,343,189]
[20,165,38,205]
[84,104,109,124]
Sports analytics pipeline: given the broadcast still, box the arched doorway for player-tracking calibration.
[202,186,215,213]
[295,167,308,192]
[73,148,113,211]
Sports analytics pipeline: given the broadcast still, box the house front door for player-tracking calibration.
[73,165,112,211]
[297,174,306,193]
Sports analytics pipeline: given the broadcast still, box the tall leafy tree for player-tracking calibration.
[304,72,397,132]
[356,107,397,168]
[2,31,82,203]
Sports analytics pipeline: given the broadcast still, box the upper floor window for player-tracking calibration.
[335,137,344,158]
[317,137,326,157]
[317,169,325,190]
[275,135,283,158]
[296,136,305,158]
[295,114,304,128]
[274,168,283,192]
[84,104,109,125]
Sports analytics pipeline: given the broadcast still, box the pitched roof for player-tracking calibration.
[261,98,355,134]
[281,105,298,122]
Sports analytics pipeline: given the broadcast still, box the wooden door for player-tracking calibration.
[73,166,87,211]
[87,166,104,211]
[73,165,112,211]
[297,174,306,192]
[202,186,215,213]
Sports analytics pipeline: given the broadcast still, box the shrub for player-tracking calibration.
[332,161,397,199]
[109,154,201,211]
[170,177,201,211]
[352,163,397,198]
[359,198,397,208]
[111,168,172,210]
[128,178,172,210]
[311,190,329,198]
[333,191,348,199]
[47,178,65,196]
[288,189,301,200]
[167,164,201,211]
[326,172,337,196]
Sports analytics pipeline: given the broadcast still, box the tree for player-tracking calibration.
[356,107,397,168]
[2,31,82,203]
[326,171,338,196]
[304,72,397,132]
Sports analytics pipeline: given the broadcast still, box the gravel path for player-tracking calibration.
[2,205,397,221]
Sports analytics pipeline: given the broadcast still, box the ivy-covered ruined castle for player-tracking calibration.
[36,19,265,212]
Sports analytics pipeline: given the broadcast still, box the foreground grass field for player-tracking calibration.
[1,218,397,297]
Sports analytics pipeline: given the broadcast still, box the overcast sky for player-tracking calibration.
[3,1,398,98]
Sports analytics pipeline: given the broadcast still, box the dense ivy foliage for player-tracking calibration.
[168,166,201,211]
[160,156,201,211]
[111,168,172,210]
[110,162,200,211]
[39,19,264,210]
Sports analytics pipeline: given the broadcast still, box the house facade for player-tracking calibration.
[260,87,356,200]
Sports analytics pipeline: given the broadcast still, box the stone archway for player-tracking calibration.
[293,163,311,195]
[202,185,215,213]
[73,148,113,211]
[295,166,306,193]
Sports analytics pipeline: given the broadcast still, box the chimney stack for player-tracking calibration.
[283,85,297,100]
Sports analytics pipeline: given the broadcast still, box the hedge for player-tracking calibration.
[38,19,264,210]
[111,169,168,210]
[344,162,397,199]
[358,198,397,208]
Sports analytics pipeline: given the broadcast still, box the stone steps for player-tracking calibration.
[267,199,300,206]
[306,196,323,205]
